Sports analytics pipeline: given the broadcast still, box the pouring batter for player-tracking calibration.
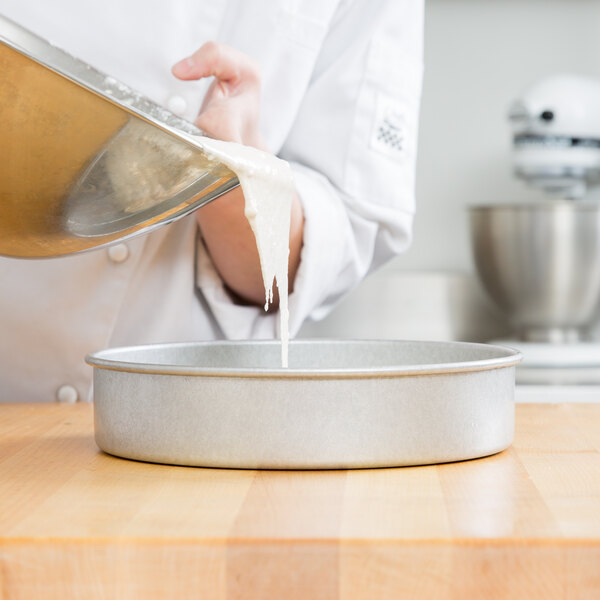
[197,136,294,367]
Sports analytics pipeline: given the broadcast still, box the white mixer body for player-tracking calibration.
[509,74,600,198]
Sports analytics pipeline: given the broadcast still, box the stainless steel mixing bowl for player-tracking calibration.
[0,15,238,258]
[470,201,600,342]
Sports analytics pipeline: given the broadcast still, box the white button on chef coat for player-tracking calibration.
[107,243,130,264]
[0,0,423,403]
[56,384,79,403]
[167,94,187,116]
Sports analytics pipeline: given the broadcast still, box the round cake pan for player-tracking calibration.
[86,340,522,469]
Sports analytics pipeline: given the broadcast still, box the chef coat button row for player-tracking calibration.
[167,95,187,116]
[56,384,78,404]
[107,243,129,264]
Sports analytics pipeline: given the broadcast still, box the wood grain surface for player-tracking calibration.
[1,402,600,599]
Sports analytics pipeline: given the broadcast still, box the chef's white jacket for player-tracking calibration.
[0,0,423,402]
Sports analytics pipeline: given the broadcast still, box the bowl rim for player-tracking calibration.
[468,201,600,211]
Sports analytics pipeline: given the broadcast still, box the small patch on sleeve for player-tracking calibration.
[370,93,407,160]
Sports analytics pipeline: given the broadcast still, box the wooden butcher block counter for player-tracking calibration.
[1,402,600,599]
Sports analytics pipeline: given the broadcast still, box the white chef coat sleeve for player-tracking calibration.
[196,0,424,340]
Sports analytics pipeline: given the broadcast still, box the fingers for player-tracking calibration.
[171,41,266,150]
[171,41,259,86]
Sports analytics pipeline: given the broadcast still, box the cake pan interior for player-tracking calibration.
[87,340,522,469]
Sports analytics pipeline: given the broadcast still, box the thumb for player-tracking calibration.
[172,41,244,84]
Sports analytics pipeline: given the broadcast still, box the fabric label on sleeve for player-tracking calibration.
[369,92,407,161]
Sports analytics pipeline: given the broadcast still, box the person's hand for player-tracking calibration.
[171,42,304,308]
[172,41,267,151]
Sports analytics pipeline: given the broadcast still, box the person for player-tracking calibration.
[0,0,423,402]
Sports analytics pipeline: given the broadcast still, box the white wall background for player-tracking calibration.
[301,0,600,340]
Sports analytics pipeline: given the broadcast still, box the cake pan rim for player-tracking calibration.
[86,339,522,379]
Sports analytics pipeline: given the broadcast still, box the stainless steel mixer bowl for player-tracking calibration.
[0,15,238,258]
[469,201,600,342]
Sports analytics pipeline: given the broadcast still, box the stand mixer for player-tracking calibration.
[470,74,600,384]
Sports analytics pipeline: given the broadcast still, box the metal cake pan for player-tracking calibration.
[87,340,522,469]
